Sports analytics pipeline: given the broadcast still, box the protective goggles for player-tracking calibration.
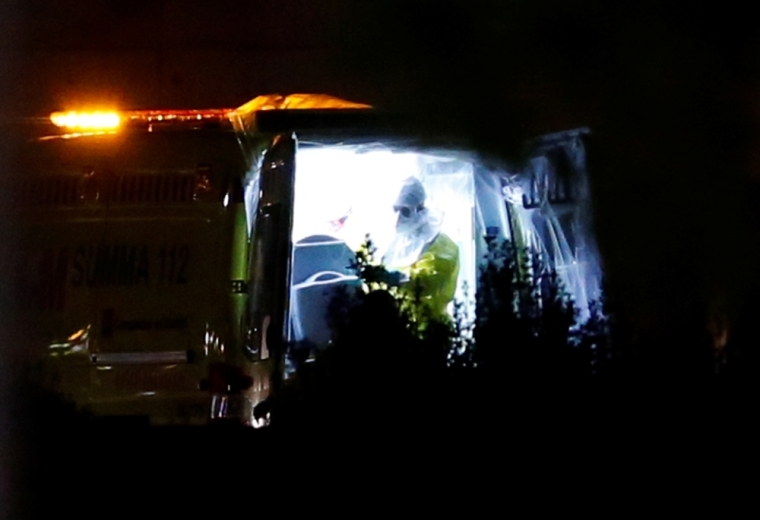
[393,204,424,218]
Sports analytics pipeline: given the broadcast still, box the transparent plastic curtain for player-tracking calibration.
[288,139,602,339]
[562,135,604,314]
[417,154,476,314]
[474,134,603,323]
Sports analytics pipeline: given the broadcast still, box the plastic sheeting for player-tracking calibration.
[475,129,602,321]
[286,130,604,351]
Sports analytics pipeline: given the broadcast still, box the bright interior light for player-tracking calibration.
[291,146,477,325]
[293,147,420,254]
[50,111,121,130]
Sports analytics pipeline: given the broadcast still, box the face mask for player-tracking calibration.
[394,204,425,234]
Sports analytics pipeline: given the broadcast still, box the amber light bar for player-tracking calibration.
[49,109,235,131]
[50,111,121,130]
[48,95,371,132]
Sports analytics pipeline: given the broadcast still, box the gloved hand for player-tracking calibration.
[384,270,407,287]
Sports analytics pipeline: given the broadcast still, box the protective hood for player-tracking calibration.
[383,177,443,268]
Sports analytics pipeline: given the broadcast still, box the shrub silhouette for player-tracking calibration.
[269,234,616,429]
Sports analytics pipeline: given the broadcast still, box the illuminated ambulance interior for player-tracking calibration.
[277,128,603,367]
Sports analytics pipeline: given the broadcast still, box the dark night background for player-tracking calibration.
[3,0,760,514]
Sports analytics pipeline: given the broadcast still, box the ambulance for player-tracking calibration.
[2,94,603,426]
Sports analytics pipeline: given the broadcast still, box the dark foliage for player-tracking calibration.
[269,234,618,429]
[474,236,588,382]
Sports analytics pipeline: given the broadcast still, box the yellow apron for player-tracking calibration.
[399,232,460,320]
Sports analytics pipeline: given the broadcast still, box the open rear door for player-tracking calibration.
[246,134,296,403]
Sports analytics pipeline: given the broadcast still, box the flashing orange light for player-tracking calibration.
[50,111,121,130]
